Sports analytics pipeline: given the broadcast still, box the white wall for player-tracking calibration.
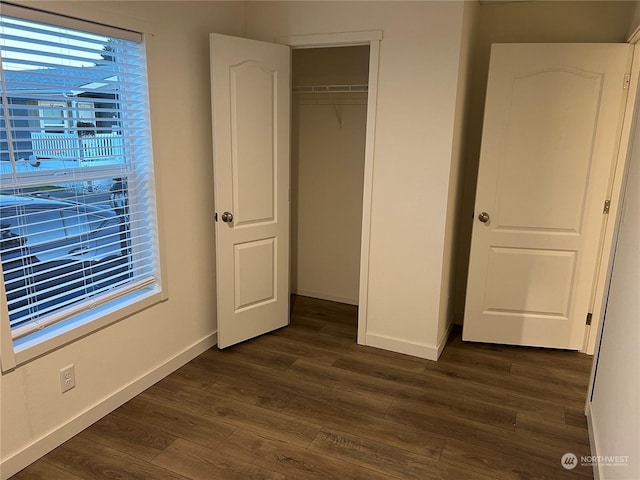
[292,45,370,87]
[588,76,640,480]
[438,0,478,340]
[247,0,474,359]
[629,0,640,38]
[453,0,637,323]
[293,99,367,304]
[0,2,245,478]
[291,47,368,305]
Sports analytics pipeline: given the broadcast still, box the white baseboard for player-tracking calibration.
[437,321,454,358]
[364,322,453,361]
[0,332,217,480]
[294,289,358,306]
[586,402,602,480]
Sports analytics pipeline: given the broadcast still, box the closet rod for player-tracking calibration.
[293,84,368,94]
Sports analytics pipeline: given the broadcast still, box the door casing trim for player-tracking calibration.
[277,30,383,346]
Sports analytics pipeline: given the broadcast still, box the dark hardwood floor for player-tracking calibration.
[14,295,595,479]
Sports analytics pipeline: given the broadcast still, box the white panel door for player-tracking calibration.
[210,33,290,348]
[464,43,631,349]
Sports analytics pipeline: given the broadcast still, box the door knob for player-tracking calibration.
[221,211,234,223]
[478,212,490,223]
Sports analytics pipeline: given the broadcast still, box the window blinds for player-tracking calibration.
[0,8,159,342]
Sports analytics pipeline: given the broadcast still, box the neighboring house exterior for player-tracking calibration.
[0,65,121,165]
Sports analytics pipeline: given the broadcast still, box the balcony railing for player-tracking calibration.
[30,132,124,163]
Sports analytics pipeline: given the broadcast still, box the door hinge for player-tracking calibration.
[603,200,611,214]
[624,73,631,90]
[586,312,593,326]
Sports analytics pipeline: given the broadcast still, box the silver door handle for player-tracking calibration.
[478,212,490,223]
[221,211,234,223]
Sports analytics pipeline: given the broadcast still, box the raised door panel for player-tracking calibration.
[484,247,576,318]
[234,237,276,311]
[231,61,276,226]
[496,69,601,233]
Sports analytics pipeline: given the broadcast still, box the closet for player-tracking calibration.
[291,46,370,305]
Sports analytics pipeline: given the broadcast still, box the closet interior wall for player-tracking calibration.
[291,46,369,305]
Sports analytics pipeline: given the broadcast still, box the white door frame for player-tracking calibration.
[586,33,640,399]
[585,38,639,355]
[276,30,382,345]
[585,36,640,473]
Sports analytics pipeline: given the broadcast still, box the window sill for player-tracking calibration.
[1,286,167,372]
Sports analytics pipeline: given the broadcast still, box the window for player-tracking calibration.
[0,7,163,366]
[37,100,69,133]
[76,102,94,120]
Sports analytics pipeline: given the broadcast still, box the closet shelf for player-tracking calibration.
[293,84,368,93]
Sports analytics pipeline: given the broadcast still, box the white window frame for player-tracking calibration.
[0,5,167,372]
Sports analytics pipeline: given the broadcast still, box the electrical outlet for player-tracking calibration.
[59,364,76,393]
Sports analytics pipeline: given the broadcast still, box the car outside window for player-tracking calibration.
[21,210,65,246]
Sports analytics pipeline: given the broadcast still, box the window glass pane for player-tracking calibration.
[20,210,65,245]
[61,210,89,236]
[0,180,152,330]
[0,12,158,344]
[0,19,135,168]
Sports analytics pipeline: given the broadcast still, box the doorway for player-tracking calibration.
[283,31,381,344]
[290,45,370,311]
[210,32,381,348]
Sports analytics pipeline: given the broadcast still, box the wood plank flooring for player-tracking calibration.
[14,295,595,479]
